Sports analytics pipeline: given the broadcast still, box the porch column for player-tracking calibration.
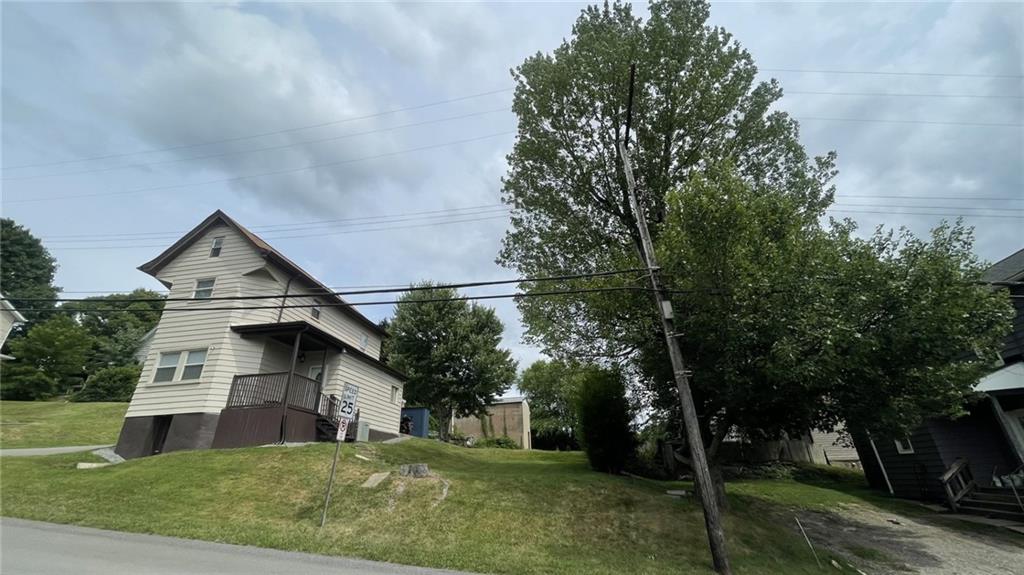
[315,348,328,413]
[279,329,305,443]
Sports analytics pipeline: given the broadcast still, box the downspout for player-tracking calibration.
[277,275,296,323]
[869,436,895,495]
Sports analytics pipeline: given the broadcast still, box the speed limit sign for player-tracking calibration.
[335,384,359,441]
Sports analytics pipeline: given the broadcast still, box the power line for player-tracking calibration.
[45,212,513,250]
[5,268,646,304]
[2,107,512,183]
[836,195,1023,202]
[833,203,1024,212]
[41,207,513,244]
[8,285,654,314]
[786,90,1023,100]
[827,208,1022,220]
[38,203,508,240]
[1,88,515,172]
[4,131,515,204]
[797,116,1022,128]
[762,67,1024,79]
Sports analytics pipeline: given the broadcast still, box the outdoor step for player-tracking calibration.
[967,491,1023,504]
[975,486,1023,495]
[960,498,1024,511]
[957,505,1024,522]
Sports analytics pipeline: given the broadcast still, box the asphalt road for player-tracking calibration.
[0,518,476,574]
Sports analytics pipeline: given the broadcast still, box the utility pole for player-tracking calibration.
[619,64,732,575]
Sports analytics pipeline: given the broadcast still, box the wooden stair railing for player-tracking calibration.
[939,458,975,512]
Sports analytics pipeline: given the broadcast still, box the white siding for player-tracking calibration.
[125,220,402,436]
[325,353,403,434]
[126,224,265,417]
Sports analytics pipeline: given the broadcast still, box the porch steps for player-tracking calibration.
[958,487,1024,522]
[315,416,339,441]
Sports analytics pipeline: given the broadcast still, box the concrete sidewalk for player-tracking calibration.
[0,444,111,457]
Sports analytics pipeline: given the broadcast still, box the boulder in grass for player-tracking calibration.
[399,464,430,478]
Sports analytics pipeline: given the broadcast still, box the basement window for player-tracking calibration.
[209,237,224,257]
[894,437,915,455]
[193,278,215,299]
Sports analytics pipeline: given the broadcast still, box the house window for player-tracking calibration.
[894,437,915,454]
[153,349,208,383]
[153,352,180,383]
[311,301,322,321]
[193,278,215,299]
[391,385,400,404]
[181,350,207,380]
[209,237,224,257]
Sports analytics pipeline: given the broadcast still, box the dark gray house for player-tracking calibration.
[854,248,1024,520]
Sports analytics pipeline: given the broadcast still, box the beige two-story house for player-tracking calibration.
[115,210,406,458]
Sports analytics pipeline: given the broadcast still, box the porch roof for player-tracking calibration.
[975,361,1024,393]
[231,321,408,382]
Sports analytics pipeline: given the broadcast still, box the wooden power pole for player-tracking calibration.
[619,64,732,574]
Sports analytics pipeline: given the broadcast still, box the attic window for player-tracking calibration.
[193,278,215,299]
[311,301,322,321]
[894,437,915,455]
[210,237,224,257]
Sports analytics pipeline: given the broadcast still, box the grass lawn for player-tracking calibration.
[0,401,127,448]
[2,439,868,575]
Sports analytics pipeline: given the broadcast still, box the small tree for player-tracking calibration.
[519,359,581,450]
[384,284,517,438]
[72,365,142,402]
[3,315,92,398]
[575,366,635,473]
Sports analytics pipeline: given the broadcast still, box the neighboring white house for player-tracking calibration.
[0,293,28,360]
[115,210,406,458]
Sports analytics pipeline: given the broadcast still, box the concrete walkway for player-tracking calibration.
[0,444,111,457]
[0,518,478,574]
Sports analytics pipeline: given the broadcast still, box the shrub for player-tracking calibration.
[474,436,520,449]
[0,365,59,400]
[72,365,141,402]
[574,366,635,473]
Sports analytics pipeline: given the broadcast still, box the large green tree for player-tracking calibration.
[498,0,1012,499]
[60,289,164,370]
[384,285,517,438]
[1,218,60,326]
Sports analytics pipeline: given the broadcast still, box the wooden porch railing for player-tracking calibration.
[227,372,322,413]
[939,458,975,512]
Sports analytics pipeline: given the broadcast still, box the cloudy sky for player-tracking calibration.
[2,1,1021,370]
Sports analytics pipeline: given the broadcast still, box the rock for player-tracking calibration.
[90,447,125,464]
[831,559,842,569]
[361,472,390,488]
[76,462,111,470]
[399,463,430,478]
[665,490,689,497]
[354,454,371,462]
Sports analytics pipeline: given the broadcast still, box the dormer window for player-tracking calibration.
[310,300,322,321]
[193,278,215,299]
[210,237,224,257]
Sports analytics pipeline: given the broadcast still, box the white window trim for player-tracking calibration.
[152,348,209,384]
[894,437,915,455]
[391,385,400,404]
[210,236,224,258]
[193,278,216,300]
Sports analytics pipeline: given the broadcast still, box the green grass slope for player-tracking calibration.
[1,439,857,574]
[0,401,127,448]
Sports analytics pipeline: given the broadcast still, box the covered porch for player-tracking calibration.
[211,321,350,448]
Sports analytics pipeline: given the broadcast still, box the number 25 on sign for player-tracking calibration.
[321,384,359,528]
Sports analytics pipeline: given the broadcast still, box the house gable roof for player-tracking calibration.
[982,247,1024,283]
[138,210,387,337]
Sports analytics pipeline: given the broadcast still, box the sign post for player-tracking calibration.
[319,384,359,529]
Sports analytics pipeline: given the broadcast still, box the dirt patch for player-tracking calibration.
[794,505,1024,574]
